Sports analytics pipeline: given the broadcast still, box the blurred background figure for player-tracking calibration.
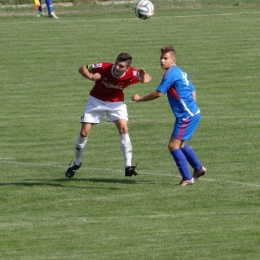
[35,0,58,19]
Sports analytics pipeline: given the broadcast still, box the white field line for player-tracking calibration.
[12,209,260,223]
[0,11,260,25]
[0,158,259,187]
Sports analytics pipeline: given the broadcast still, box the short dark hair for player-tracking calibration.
[161,46,176,54]
[116,53,132,66]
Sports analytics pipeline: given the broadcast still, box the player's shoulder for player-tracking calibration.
[169,65,184,77]
[162,65,180,80]
[127,66,139,77]
[171,64,181,72]
[92,61,112,69]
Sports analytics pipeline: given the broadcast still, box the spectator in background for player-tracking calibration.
[35,0,58,19]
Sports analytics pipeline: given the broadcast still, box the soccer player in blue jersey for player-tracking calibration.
[36,0,58,19]
[132,46,207,186]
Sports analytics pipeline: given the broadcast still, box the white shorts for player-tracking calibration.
[81,96,128,123]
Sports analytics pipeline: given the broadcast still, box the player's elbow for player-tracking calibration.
[156,91,163,97]
[78,66,84,74]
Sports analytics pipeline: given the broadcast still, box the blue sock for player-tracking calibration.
[170,149,192,180]
[38,0,42,12]
[45,0,53,14]
[181,144,202,172]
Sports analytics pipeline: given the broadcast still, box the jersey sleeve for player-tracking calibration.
[156,78,171,94]
[90,62,104,73]
[156,70,174,94]
[130,69,140,85]
[124,67,140,86]
[86,64,92,72]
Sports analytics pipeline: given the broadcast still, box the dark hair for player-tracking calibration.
[161,46,176,54]
[116,53,132,66]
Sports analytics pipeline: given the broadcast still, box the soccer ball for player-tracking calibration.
[135,0,154,20]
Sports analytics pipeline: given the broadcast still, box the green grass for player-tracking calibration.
[0,2,260,259]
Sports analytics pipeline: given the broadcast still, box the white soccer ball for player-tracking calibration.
[135,0,154,20]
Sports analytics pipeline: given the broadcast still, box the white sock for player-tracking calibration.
[120,134,132,167]
[75,135,87,165]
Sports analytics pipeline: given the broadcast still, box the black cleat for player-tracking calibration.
[125,165,138,177]
[66,162,81,178]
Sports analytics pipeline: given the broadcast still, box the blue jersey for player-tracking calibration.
[156,65,200,119]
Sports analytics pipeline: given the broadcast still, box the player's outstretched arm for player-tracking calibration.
[138,68,151,83]
[132,90,163,102]
[78,65,101,81]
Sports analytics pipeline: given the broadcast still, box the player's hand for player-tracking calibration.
[132,94,141,102]
[139,68,145,76]
[138,68,151,83]
[92,73,101,81]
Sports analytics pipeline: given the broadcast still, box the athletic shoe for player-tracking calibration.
[125,165,138,177]
[49,12,58,19]
[66,162,81,178]
[193,166,207,181]
[179,178,195,186]
[36,12,44,17]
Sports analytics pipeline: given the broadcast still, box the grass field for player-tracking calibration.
[0,1,260,259]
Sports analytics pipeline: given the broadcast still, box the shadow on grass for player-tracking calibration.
[53,177,160,185]
[54,177,137,184]
[0,177,138,189]
[0,181,63,187]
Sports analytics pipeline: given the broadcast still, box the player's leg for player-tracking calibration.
[114,119,133,166]
[181,144,206,179]
[36,0,44,17]
[169,118,195,186]
[169,138,194,186]
[66,123,92,178]
[108,102,137,177]
[45,0,52,14]
[74,122,92,165]
[179,114,207,181]
[45,0,58,18]
[114,119,137,177]
[181,143,202,171]
[66,96,104,178]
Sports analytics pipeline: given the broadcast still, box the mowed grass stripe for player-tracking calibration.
[1,159,260,187]
[1,9,260,25]
[0,3,260,260]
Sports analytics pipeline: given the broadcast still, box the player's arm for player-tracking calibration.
[192,91,196,101]
[138,68,152,83]
[132,90,163,102]
[78,65,101,81]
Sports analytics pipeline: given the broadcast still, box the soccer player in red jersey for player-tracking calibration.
[66,53,151,178]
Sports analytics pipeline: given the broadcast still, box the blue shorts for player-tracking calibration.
[171,113,201,141]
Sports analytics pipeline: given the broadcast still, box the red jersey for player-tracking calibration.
[89,62,140,102]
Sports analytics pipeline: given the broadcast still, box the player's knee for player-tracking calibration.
[118,126,128,135]
[168,139,186,151]
[80,131,88,138]
[80,123,91,137]
[168,143,174,151]
[168,142,179,151]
